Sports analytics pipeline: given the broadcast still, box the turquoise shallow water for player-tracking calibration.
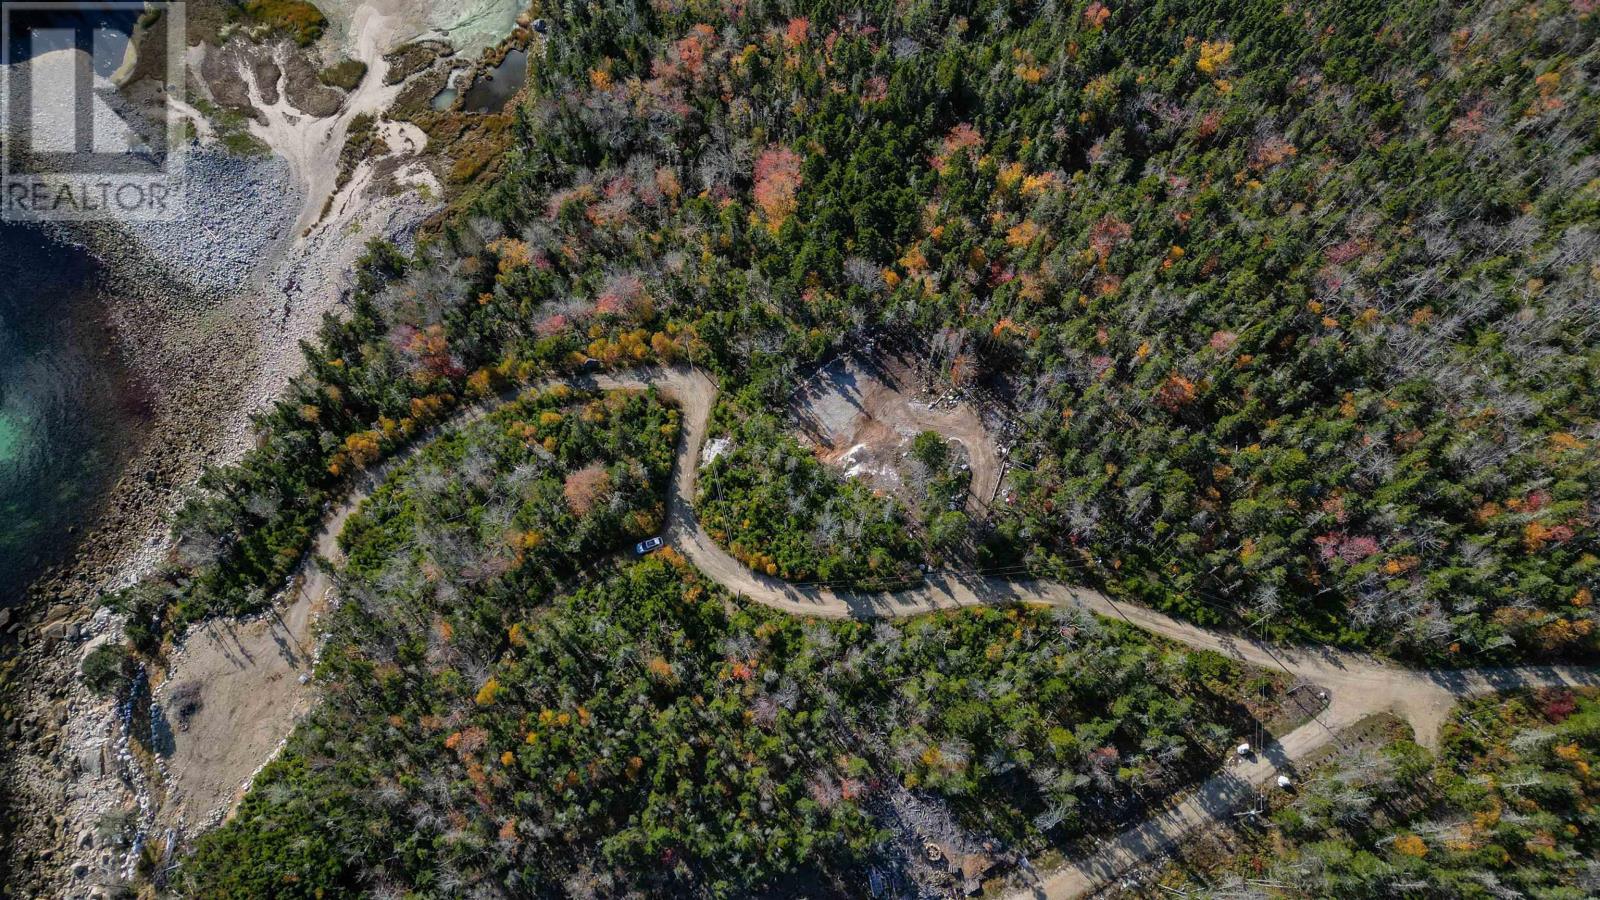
[0,412,19,461]
[0,223,136,606]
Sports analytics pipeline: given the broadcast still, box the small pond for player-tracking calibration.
[429,87,458,110]
[461,48,527,113]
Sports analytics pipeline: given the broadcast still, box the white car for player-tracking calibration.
[635,536,665,555]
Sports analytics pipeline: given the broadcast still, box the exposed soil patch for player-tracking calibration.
[250,56,282,106]
[791,347,1002,515]
[198,35,345,120]
[278,48,346,116]
[197,43,258,112]
[153,576,325,829]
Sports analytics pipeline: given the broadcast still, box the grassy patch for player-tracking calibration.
[444,114,512,183]
[219,130,269,156]
[233,0,326,47]
[317,59,367,91]
[190,96,269,157]
[382,43,438,85]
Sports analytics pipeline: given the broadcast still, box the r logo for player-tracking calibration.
[1,1,187,221]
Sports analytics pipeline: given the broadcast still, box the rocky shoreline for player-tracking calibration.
[0,210,262,898]
[0,5,484,891]
[1,157,439,900]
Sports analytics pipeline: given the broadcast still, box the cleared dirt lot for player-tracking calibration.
[154,580,324,828]
[791,348,1001,513]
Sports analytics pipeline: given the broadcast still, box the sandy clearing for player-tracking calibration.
[145,7,454,834]
[203,18,448,458]
[793,349,1002,513]
[237,7,412,235]
[377,119,428,155]
[153,582,325,829]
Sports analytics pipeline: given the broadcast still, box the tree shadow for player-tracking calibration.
[1422,665,1600,697]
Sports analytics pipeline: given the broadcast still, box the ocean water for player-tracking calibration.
[1,7,146,606]
[0,223,139,606]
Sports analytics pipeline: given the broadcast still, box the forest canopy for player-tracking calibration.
[1138,688,1600,898]
[94,0,1600,895]
[177,388,1290,896]
[126,0,1600,665]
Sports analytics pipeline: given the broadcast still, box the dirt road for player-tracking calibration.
[157,368,713,825]
[161,364,1600,897]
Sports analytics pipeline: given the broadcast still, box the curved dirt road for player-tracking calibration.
[165,364,1600,896]
[158,368,711,827]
